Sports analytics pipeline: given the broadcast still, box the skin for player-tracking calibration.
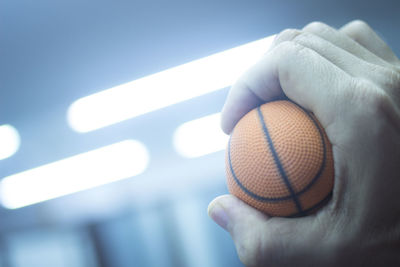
[208,20,400,266]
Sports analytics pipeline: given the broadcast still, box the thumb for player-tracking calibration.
[208,195,270,266]
[208,194,269,233]
[208,195,327,267]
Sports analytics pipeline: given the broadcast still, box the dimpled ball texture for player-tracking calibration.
[226,100,334,217]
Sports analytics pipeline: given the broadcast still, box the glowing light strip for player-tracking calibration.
[173,113,229,158]
[68,35,275,132]
[0,124,20,160]
[0,140,149,209]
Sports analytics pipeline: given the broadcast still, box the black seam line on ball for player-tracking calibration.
[293,103,328,196]
[256,107,304,215]
[229,104,328,204]
[228,136,294,202]
[287,191,332,218]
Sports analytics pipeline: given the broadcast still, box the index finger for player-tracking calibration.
[221,41,351,134]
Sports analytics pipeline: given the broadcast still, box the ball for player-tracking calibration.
[226,100,334,217]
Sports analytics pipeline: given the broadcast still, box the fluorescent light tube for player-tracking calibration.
[0,140,149,209]
[68,35,275,132]
[0,124,20,160]
[173,113,229,158]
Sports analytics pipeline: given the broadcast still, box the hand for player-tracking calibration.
[208,20,400,267]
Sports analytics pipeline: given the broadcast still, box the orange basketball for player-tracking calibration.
[226,100,334,217]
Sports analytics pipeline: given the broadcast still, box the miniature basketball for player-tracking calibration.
[226,100,334,217]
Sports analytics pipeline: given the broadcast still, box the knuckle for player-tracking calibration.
[367,89,392,114]
[275,30,315,49]
[344,20,371,39]
[292,31,316,44]
[303,21,330,33]
[347,20,371,32]
[351,79,393,115]
[394,64,400,73]
[275,28,302,43]
[275,40,306,56]
[364,90,399,134]
[363,64,400,91]
[380,67,400,90]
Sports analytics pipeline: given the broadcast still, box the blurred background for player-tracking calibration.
[0,0,399,266]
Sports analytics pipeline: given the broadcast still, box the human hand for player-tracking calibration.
[208,20,400,267]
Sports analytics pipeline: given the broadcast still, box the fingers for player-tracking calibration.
[302,21,393,68]
[340,20,399,65]
[208,195,323,267]
[271,29,391,85]
[221,20,399,134]
[221,41,351,134]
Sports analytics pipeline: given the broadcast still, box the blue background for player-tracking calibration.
[0,0,399,266]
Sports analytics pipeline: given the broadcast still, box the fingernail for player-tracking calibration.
[208,203,229,230]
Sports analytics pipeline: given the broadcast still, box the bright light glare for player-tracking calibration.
[173,113,229,158]
[0,124,20,160]
[0,140,149,209]
[68,35,276,132]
